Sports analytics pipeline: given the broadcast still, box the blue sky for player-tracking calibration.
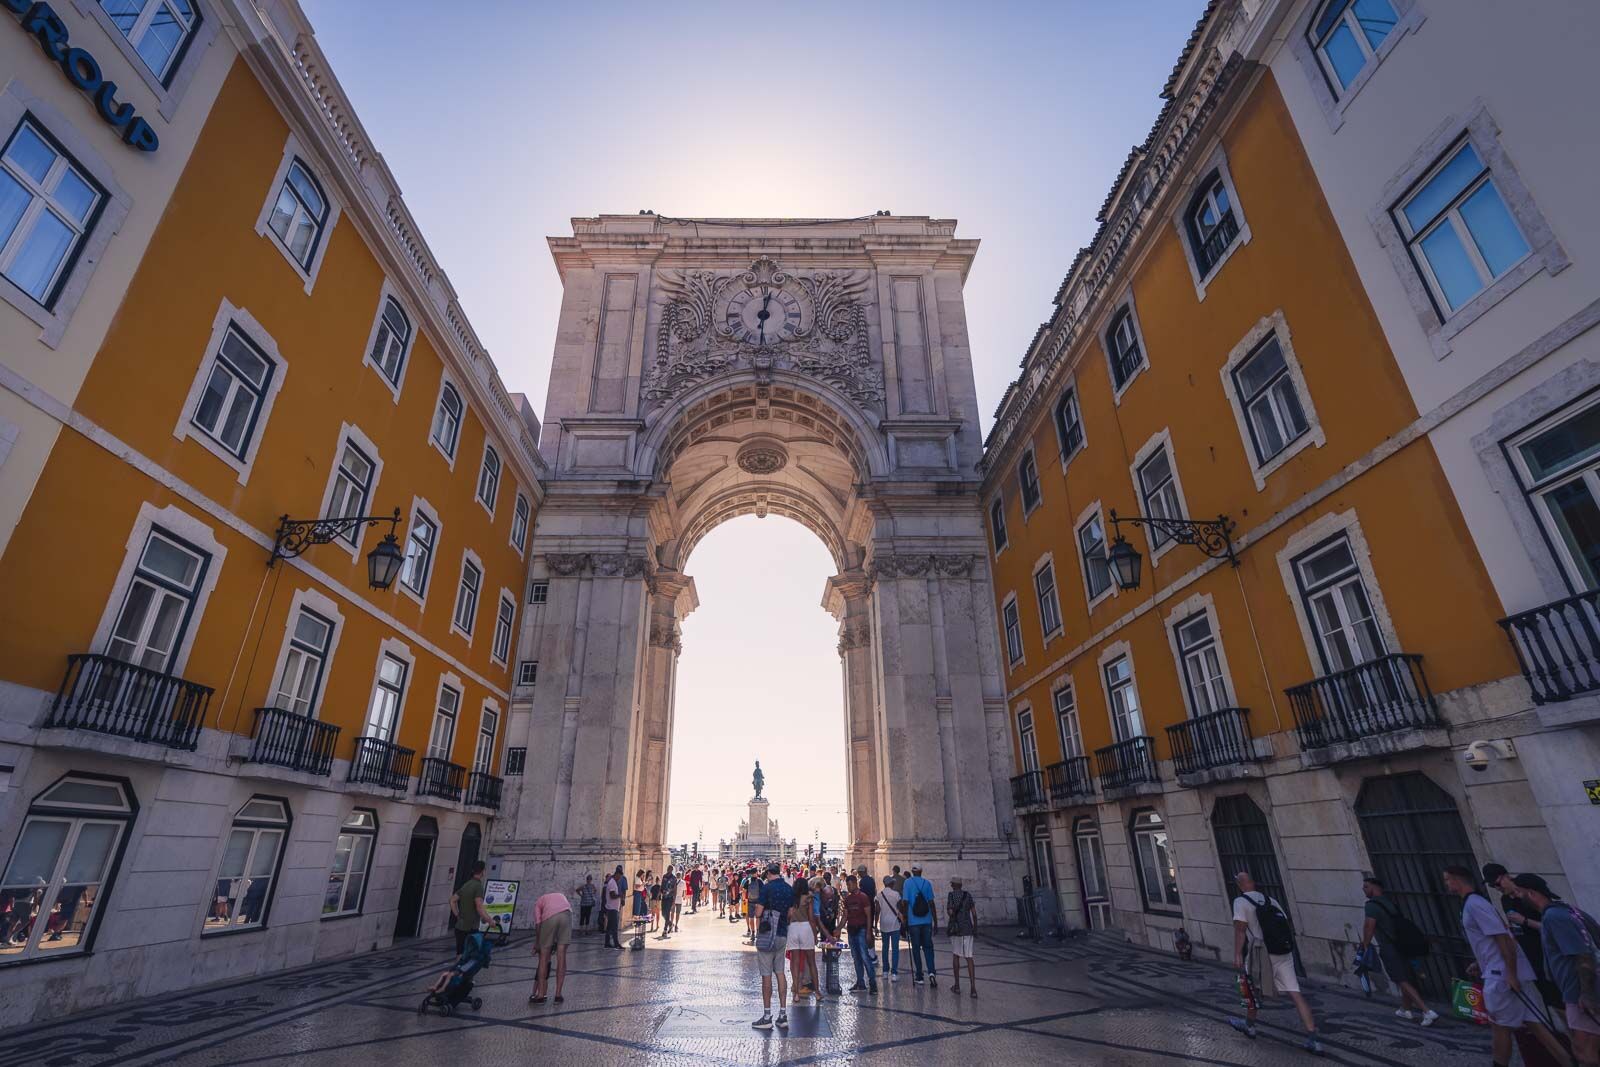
[303,0,1210,849]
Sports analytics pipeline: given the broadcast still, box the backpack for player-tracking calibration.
[755,895,783,951]
[1243,892,1295,956]
[911,882,931,918]
[1375,897,1429,957]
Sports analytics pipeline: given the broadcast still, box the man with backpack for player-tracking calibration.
[1228,870,1324,1056]
[750,862,794,1031]
[901,864,939,987]
[1513,872,1600,1067]
[1358,876,1437,1025]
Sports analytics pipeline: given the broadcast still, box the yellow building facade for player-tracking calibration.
[0,0,540,1024]
[982,6,1543,994]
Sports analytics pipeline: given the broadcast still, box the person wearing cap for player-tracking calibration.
[1444,865,1557,1067]
[900,863,939,987]
[946,877,978,998]
[750,861,795,1030]
[1484,862,1562,1010]
[1513,872,1600,1066]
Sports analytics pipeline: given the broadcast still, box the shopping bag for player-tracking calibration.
[1450,978,1490,1025]
[1236,969,1259,1014]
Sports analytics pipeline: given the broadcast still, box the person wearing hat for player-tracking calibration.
[1513,872,1600,1066]
[1484,862,1562,1010]
[900,863,939,987]
[946,876,978,998]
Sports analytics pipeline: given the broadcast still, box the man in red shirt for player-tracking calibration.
[843,875,878,995]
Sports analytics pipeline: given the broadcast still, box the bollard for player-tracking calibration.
[823,944,844,995]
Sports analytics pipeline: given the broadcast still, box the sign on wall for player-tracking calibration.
[483,879,518,941]
[6,0,160,152]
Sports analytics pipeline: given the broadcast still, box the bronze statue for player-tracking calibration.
[752,760,764,798]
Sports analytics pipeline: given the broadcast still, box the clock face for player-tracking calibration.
[724,286,802,347]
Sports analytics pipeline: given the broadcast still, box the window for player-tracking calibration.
[1104,655,1143,741]
[1002,597,1023,666]
[1018,449,1042,513]
[272,608,333,717]
[1034,562,1062,639]
[427,685,459,761]
[454,558,482,636]
[1078,513,1112,601]
[477,445,501,512]
[989,496,1008,553]
[1075,817,1111,929]
[1054,388,1084,459]
[1137,447,1183,549]
[491,594,515,665]
[432,383,463,459]
[0,120,105,308]
[322,809,376,918]
[327,441,375,545]
[528,580,549,606]
[1508,396,1600,591]
[1106,308,1144,390]
[189,324,275,461]
[367,297,410,386]
[1294,534,1386,673]
[105,528,209,672]
[400,511,437,598]
[511,493,530,555]
[1054,684,1084,760]
[204,797,288,934]
[1132,809,1181,911]
[1186,171,1242,278]
[517,660,539,686]
[473,709,498,774]
[266,159,328,270]
[0,775,134,963]
[1017,709,1039,773]
[1174,613,1229,716]
[505,747,527,776]
[364,654,407,741]
[98,0,201,84]
[1308,0,1399,93]
[1394,140,1531,317]
[1232,335,1309,465]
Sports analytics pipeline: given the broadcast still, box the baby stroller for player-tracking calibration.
[418,931,492,1016]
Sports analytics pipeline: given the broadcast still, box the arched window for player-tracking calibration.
[368,297,411,385]
[1131,808,1181,911]
[1073,817,1111,929]
[266,159,328,269]
[1054,387,1083,457]
[1105,308,1143,389]
[0,774,135,962]
[322,808,377,918]
[1186,170,1241,277]
[476,445,501,511]
[204,796,290,935]
[432,383,463,457]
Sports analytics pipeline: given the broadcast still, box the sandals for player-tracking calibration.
[529,995,547,1004]
[554,995,564,1004]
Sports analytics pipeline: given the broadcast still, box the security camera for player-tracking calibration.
[1463,739,1517,773]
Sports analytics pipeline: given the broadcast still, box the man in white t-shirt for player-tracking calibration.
[877,878,903,980]
[1228,870,1322,1056]
[1444,865,1547,1067]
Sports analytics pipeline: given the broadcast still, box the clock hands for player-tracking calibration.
[757,288,773,346]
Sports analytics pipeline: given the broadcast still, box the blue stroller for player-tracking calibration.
[418,931,492,1015]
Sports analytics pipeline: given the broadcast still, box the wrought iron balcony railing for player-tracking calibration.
[46,653,212,751]
[348,735,414,790]
[1166,706,1257,776]
[1095,735,1159,790]
[1499,590,1600,705]
[1010,770,1046,810]
[1045,756,1095,801]
[1285,653,1439,750]
[247,706,340,776]
[418,757,466,802]
[1196,209,1241,275]
[465,771,503,810]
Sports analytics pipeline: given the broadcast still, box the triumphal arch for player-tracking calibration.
[497,215,1018,915]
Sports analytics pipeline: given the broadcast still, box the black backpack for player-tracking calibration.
[1376,897,1430,957]
[911,884,931,918]
[1244,892,1295,956]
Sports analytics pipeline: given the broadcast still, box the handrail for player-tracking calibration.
[466,771,504,811]
[1285,653,1438,749]
[1094,735,1159,790]
[418,757,466,802]
[45,653,211,750]
[248,706,340,776]
[1498,590,1600,705]
[1166,707,1255,775]
[1045,756,1095,801]
[349,735,414,790]
[1009,770,1046,810]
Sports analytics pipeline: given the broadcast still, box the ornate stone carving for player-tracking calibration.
[736,438,789,475]
[542,553,651,578]
[648,620,682,654]
[643,258,885,410]
[545,553,588,576]
[836,619,872,656]
[868,553,977,581]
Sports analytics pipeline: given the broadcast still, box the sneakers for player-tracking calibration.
[929,975,938,988]
[1420,1010,1439,1027]
[775,1012,789,1029]
[1303,1036,1325,1056]
[870,984,878,996]
[849,983,865,993]
[913,975,925,985]
[1394,1009,1416,1021]
[888,972,897,982]
[1227,1016,1258,1039]
[751,1013,773,1030]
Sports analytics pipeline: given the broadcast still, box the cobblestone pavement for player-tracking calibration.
[0,907,1491,1066]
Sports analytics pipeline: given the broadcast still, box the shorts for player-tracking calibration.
[537,910,572,951]
[1482,975,1532,1028]
[1567,1002,1600,1037]
[755,944,787,977]
[1378,944,1419,987]
[1249,945,1299,995]
[950,935,974,959]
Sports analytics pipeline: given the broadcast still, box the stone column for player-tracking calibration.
[825,569,881,869]
[627,568,694,872]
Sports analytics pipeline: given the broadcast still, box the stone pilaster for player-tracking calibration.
[826,569,881,869]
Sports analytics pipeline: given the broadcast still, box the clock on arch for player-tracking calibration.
[724,284,803,347]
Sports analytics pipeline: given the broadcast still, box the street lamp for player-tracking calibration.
[1105,509,1238,592]
[269,507,407,591]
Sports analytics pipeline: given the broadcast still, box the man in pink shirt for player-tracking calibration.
[530,890,572,1004]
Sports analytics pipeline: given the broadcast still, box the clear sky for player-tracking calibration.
[301,0,1209,849]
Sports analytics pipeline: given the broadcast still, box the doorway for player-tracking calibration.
[394,815,438,939]
[455,822,481,891]
[1074,816,1112,929]
[1213,793,1301,974]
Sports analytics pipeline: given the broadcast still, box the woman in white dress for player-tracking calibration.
[787,883,820,1001]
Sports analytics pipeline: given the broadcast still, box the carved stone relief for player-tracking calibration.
[867,553,977,581]
[540,553,651,578]
[735,437,789,475]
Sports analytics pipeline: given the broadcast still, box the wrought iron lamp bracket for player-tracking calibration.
[270,508,403,566]
[1109,509,1239,567]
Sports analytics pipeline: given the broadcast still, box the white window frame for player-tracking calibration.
[361,638,414,742]
[490,589,516,667]
[451,549,484,643]
[0,118,105,313]
[317,424,384,562]
[1219,311,1324,490]
[1128,430,1192,569]
[510,492,531,557]
[1074,499,1116,610]
[427,676,461,762]
[476,441,501,517]
[73,0,220,119]
[1506,391,1600,594]
[1288,0,1424,131]
[1172,144,1252,301]
[1017,446,1043,516]
[1275,510,1401,678]
[201,796,289,936]
[527,580,548,606]
[172,300,287,484]
[1053,680,1084,761]
[1162,591,1236,720]
[1033,556,1063,642]
[1016,706,1039,774]
[264,587,345,720]
[359,280,417,401]
[1097,642,1144,743]
[1131,808,1182,912]
[1053,384,1086,470]
[1001,593,1024,667]
[253,132,340,293]
[516,660,539,687]
[0,84,131,347]
[988,493,1009,554]
[396,496,441,610]
[429,373,465,468]
[1098,288,1149,402]
[320,807,377,919]
[473,702,499,774]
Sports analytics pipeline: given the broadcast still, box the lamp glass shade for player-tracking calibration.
[1107,535,1142,591]
[366,534,406,590]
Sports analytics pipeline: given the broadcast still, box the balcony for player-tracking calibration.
[417,757,466,802]
[1010,770,1047,811]
[1285,653,1441,758]
[1499,590,1600,707]
[1045,756,1095,802]
[348,736,414,791]
[1166,707,1259,780]
[1196,209,1241,275]
[465,771,503,811]
[1095,735,1159,793]
[246,706,340,776]
[45,653,212,751]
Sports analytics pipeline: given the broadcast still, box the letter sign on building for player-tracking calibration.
[6,0,160,152]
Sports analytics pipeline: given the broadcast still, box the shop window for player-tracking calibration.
[204,797,289,935]
[1131,809,1181,912]
[322,809,376,918]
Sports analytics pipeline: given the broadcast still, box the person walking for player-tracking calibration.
[529,889,572,1005]
[947,877,978,998]
[1512,873,1600,1067]
[688,866,703,914]
[856,865,879,964]
[577,875,597,934]
[787,882,821,1002]
[1486,863,1564,1010]
[658,867,678,939]
[877,876,903,981]
[1357,876,1436,1025]
[449,861,490,956]
[844,874,878,995]
[751,862,795,1030]
[901,864,939,987]
[1444,865,1560,1067]
[1227,870,1323,1055]
[602,866,624,949]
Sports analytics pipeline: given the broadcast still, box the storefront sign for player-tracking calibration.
[5,1,160,152]
[483,879,518,939]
